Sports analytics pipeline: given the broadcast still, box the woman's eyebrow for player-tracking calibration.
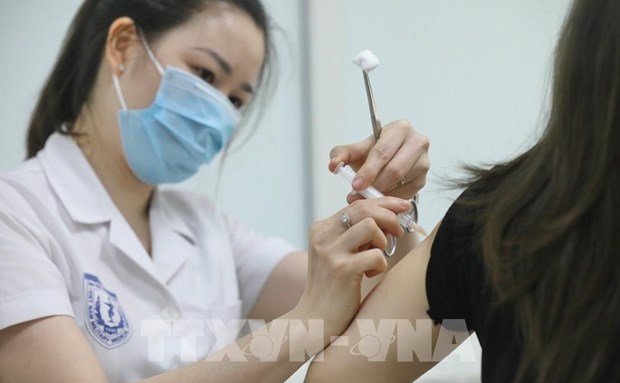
[194,47,232,75]
[193,47,254,94]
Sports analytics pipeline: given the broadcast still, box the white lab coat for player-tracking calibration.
[0,133,296,382]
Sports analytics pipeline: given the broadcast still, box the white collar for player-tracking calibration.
[38,132,115,224]
[37,132,194,240]
[38,132,195,285]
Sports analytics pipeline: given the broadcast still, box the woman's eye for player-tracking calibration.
[229,97,243,109]
[199,68,215,84]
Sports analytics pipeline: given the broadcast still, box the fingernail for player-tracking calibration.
[349,189,358,196]
[352,177,364,190]
[401,199,412,208]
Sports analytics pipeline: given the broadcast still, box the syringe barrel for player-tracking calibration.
[335,163,384,199]
[335,163,426,236]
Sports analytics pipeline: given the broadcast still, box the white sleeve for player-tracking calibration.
[0,209,74,331]
[223,214,299,317]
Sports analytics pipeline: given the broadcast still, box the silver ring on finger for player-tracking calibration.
[339,213,353,229]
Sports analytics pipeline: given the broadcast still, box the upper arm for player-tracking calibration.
[0,202,108,382]
[223,213,298,318]
[0,316,108,383]
[305,224,471,383]
[0,206,75,332]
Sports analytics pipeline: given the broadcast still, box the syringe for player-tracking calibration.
[334,163,428,237]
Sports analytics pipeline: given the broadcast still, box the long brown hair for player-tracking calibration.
[459,0,620,381]
[26,0,274,158]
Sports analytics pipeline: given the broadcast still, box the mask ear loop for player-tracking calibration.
[138,29,165,76]
[112,74,128,111]
[112,29,165,111]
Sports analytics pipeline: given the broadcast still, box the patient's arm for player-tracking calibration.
[305,224,470,382]
[248,227,420,322]
[360,224,420,298]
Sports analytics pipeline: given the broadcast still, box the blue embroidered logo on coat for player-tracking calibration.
[84,273,131,349]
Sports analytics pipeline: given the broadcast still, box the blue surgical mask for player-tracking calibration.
[112,34,241,185]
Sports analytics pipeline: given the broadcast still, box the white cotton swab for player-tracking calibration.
[353,50,380,73]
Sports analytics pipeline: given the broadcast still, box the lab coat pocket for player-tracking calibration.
[204,299,244,354]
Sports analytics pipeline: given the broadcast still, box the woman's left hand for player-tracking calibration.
[328,120,430,203]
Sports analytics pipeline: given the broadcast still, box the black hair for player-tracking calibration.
[458,0,620,381]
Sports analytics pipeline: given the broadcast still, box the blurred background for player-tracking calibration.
[0,0,573,381]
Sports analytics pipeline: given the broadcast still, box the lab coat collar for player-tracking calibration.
[103,189,194,286]
[38,133,196,238]
[39,133,195,286]
[151,190,196,246]
[150,190,194,283]
[38,133,115,224]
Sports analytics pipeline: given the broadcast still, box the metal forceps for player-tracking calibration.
[362,71,383,141]
[358,65,427,243]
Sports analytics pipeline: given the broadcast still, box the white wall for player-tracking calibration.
[0,0,83,167]
[307,0,572,381]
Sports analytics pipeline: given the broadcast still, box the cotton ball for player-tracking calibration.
[353,50,380,73]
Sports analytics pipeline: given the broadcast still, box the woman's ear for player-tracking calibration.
[105,17,139,77]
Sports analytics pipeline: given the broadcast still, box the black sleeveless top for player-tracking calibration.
[426,188,620,382]
[425,192,523,382]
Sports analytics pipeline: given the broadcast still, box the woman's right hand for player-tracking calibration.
[294,197,413,341]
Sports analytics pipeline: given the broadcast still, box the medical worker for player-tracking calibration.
[0,0,429,382]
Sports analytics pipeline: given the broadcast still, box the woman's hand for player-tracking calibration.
[294,197,413,341]
[328,120,430,202]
